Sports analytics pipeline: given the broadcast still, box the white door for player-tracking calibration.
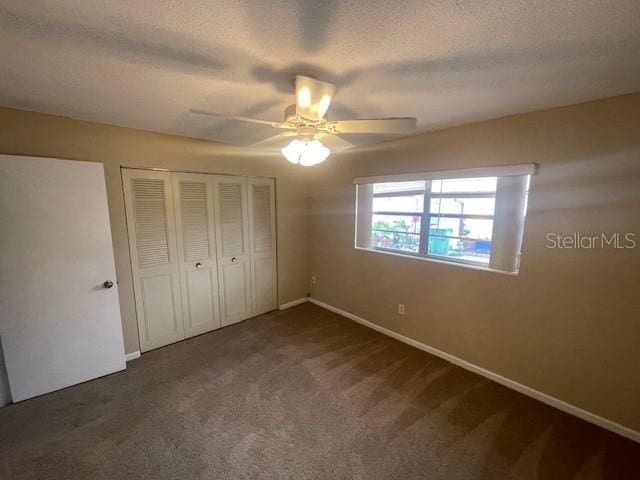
[171,173,221,337]
[0,155,126,402]
[122,169,184,352]
[213,176,252,326]
[248,178,278,315]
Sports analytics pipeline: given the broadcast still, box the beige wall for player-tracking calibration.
[2,94,639,433]
[308,93,640,432]
[0,108,312,354]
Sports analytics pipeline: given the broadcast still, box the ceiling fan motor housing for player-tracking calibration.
[284,104,297,123]
[297,126,317,142]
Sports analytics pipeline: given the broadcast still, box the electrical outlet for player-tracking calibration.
[311,276,317,285]
[398,304,405,315]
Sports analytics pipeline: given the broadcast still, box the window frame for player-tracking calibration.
[354,164,536,275]
[369,180,496,267]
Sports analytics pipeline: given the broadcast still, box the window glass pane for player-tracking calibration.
[428,236,491,264]
[430,216,494,240]
[430,197,495,215]
[373,181,425,194]
[372,231,420,253]
[373,194,424,213]
[431,177,497,194]
[429,216,461,237]
[461,218,494,240]
[372,214,421,234]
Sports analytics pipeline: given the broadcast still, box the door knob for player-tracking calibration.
[195,262,202,268]
[231,257,237,263]
[103,280,114,289]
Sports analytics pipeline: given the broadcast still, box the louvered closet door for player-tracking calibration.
[172,173,221,337]
[122,169,184,352]
[248,178,277,315]
[213,176,252,326]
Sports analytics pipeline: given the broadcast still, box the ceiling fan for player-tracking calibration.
[191,75,417,166]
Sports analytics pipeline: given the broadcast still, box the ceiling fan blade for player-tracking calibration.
[295,75,335,122]
[327,118,417,134]
[316,133,354,152]
[190,109,280,127]
[250,132,297,150]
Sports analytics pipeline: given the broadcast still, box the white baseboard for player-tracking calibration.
[125,351,141,362]
[307,297,640,444]
[279,297,309,310]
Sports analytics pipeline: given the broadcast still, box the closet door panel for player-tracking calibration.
[214,176,252,326]
[221,263,249,316]
[254,258,276,311]
[172,173,221,338]
[185,269,214,311]
[248,178,278,315]
[122,169,184,352]
[140,274,181,339]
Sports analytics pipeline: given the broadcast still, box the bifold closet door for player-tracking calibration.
[122,169,184,352]
[172,173,221,337]
[248,178,277,315]
[213,176,252,326]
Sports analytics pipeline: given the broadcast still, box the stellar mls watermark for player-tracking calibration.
[545,232,637,249]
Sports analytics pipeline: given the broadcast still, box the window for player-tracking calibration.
[355,165,534,273]
[371,181,424,254]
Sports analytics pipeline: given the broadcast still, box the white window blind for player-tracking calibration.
[354,165,535,273]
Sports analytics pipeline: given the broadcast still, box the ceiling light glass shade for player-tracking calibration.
[281,139,330,166]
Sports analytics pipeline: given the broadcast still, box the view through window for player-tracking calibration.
[428,177,496,265]
[370,178,496,265]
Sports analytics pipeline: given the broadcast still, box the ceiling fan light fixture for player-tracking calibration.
[281,139,330,166]
[194,74,416,160]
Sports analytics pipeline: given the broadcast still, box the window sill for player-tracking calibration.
[354,246,520,276]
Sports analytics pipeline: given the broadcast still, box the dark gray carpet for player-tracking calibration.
[1,303,638,479]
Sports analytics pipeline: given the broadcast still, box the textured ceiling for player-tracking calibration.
[1,0,639,149]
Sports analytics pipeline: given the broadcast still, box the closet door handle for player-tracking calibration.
[231,257,237,263]
[195,262,202,268]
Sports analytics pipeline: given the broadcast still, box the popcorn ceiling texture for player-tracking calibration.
[0,0,639,148]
